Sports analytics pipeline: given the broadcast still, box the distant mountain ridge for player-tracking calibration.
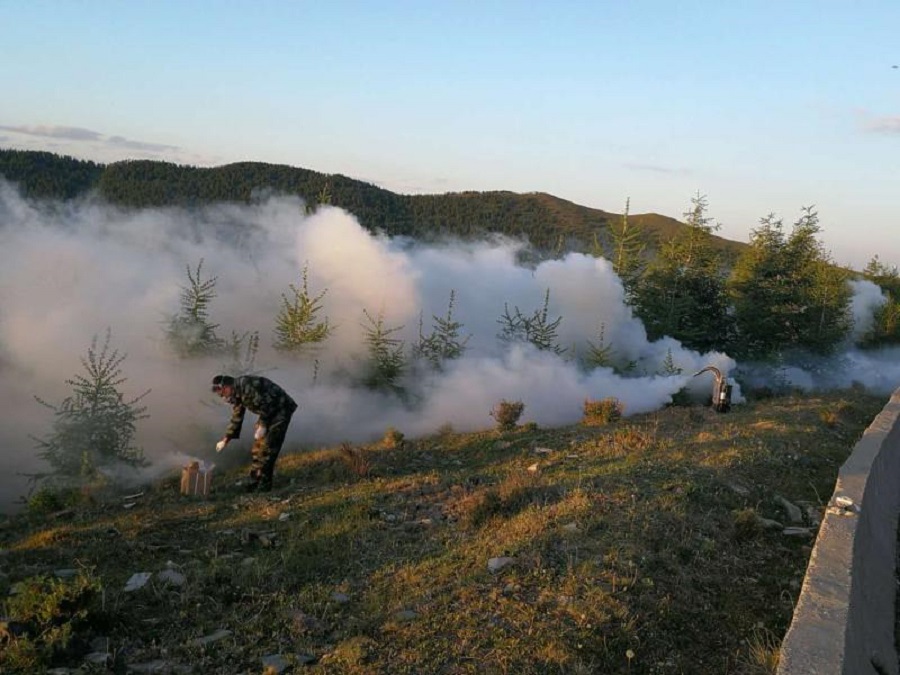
[0,148,746,261]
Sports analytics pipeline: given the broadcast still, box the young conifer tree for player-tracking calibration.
[497,288,565,354]
[608,198,646,303]
[165,259,224,358]
[273,263,332,355]
[414,290,470,370]
[32,329,149,486]
[361,308,406,392]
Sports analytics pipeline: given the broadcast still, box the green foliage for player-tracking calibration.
[728,207,852,358]
[273,264,332,355]
[582,322,615,369]
[660,349,683,375]
[0,571,103,672]
[165,259,224,358]
[490,399,525,432]
[606,197,646,301]
[32,330,149,486]
[414,290,470,370]
[26,486,84,515]
[360,308,406,393]
[631,193,733,352]
[582,397,623,426]
[497,288,565,354]
[860,292,900,348]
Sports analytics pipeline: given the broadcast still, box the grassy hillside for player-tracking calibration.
[0,389,884,674]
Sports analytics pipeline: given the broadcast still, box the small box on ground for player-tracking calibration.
[180,460,214,496]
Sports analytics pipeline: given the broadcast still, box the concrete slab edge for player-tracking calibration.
[777,388,900,675]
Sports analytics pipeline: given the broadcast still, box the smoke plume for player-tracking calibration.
[0,180,896,511]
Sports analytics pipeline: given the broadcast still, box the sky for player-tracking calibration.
[0,1,898,269]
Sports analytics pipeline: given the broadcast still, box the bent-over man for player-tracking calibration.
[212,374,298,492]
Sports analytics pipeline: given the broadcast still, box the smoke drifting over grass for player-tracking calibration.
[0,180,896,511]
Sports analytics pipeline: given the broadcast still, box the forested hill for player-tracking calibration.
[0,148,745,260]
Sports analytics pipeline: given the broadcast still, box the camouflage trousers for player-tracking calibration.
[248,410,294,489]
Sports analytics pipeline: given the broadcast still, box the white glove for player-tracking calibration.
[254,425,266,440]
[215,439,227,453]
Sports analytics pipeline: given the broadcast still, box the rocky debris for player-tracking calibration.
[774,495,803,523]
[84,652,111,667]
[526,463,539,473]
[54,568,78,578]
[126,661,190,674]
[157,568,186,586]
[488,556,516,573]
[534,447,553,455]
[727,482,750,496]
[192,628,232,646]
[755,516,784,531]
[783,527,814,537]
[331,591,350,604]
[124,572,153,592]
[394,609,418,622]
[261,654,290,673]
[241,529,277,547]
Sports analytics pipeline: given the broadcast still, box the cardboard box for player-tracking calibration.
[180,460,214,496]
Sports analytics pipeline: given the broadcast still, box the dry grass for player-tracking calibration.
[0,389,886,674]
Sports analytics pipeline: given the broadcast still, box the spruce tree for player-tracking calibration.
[361,309,406,392]
[273,264,332,355]
[497,288,565,354]
[165,259,224,358]
[608,198,645,302]
[33,330,149,486]
[414,290,470,370]
[631,193,732,352]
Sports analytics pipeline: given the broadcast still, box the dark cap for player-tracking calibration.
[211,374,235,392]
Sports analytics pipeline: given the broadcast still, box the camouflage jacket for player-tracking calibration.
[223,376,298,440]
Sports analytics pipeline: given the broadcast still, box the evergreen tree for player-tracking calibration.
[728,207,852,357]
[32,330,149,486]
[631,193,732,352]
[273,264,332,354]
[497,288,565,354]
[414,290,470,370]
[165,259,224,358]
[361,309,406,392]
[222,330,260,376]
[607,198,645,302]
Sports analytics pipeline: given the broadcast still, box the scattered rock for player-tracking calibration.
[783,527,814,537]
[526,463,539,473]
[193,628,232,646]
[774,495,803,523]
[562,522,579,533]
[157,569,186,586]
[488,556,516,573]
[124,572,153,592]
[754,516,784,531]
[534,447,553,455]
[726,482,750,496]
[331,592,350,604]
[54,568,78,579]
[394,609,418,622]
[84,652,110,666]
[261,654,289,673]
[278,512,292,522]
[126,661,172,673]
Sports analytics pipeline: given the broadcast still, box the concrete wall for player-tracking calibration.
[778,388,900,675]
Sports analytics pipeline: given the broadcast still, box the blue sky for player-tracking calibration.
[2,1,898,269]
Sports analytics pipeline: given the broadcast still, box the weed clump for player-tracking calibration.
[491,399,525,432]
[1,572,103,672]
[381,426,405,450]
[582,397,624,426]
[339,442,372,478]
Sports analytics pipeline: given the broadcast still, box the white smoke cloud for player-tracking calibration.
[0,180,894,512]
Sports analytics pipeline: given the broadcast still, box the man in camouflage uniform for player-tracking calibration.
[212,374,298,492]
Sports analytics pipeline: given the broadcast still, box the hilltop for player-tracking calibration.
[0,389,884,674]
[0,148,746,262]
